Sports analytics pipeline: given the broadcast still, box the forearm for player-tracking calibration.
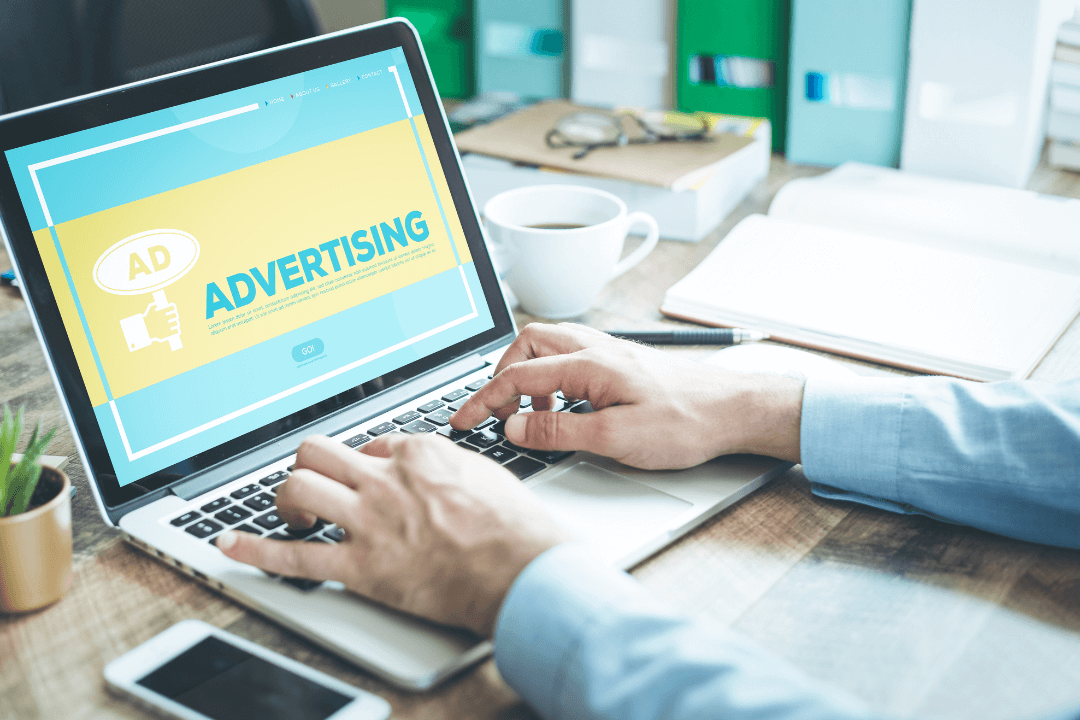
[495,544,876,720]
[800,376,1080,549]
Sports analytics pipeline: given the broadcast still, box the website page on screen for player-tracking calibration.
[5,47,494,487]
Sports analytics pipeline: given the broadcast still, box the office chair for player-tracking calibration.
[84,0,321,92]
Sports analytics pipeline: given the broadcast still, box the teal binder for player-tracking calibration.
[785,0,911,167]
[387,0,474,98]
[677,0,790,152]
[476,0,566,98]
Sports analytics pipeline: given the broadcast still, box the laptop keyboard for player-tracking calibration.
[163,373,588,591]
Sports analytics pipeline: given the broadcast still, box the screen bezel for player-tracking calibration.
[0,20,514,512]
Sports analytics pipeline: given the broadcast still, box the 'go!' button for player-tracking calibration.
[292,338,324,362]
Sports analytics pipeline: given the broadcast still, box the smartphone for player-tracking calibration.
[104,620,391,720]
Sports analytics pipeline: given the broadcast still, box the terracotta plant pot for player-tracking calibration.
[0,466,73,613]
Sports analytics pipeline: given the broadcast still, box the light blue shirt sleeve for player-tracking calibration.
[494,543,878,720]
[493,377,1080,720]
[800,376,1080,549]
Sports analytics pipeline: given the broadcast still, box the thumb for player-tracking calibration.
[504,409,615,455]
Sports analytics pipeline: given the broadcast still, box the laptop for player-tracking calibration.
[0,19,789,690]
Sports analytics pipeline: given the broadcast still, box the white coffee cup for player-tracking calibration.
[482,185,660,319]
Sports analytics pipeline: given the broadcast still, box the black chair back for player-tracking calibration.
[84,0,320,91]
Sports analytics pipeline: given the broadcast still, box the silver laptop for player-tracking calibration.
[0,19,788,690]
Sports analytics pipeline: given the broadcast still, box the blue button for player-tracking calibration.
[292,338,324,362]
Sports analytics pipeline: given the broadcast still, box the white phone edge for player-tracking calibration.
[103,619,391,720]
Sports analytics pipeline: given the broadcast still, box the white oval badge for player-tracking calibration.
[93,229,200,295]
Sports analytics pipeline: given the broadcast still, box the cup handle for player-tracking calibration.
[611,212,660,279]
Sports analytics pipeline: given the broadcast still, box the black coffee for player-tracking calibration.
[526,223,589,230]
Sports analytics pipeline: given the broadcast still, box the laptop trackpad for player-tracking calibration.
[532,462,694,562]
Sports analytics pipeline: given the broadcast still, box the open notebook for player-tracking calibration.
[661,163,1080,380]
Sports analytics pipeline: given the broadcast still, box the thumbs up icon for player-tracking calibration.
[120,290,183,352]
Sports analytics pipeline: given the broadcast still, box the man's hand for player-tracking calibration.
[216,434,569,636]
[451,323,804,469]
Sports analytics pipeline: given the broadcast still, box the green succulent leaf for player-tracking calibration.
[0,405,23,516]
[9,424,57,516]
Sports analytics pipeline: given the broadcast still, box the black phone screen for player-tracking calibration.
[136,636,351,720]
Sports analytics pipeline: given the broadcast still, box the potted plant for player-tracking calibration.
[0,404,71,613]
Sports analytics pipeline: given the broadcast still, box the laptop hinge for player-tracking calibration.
[169,352,489,502]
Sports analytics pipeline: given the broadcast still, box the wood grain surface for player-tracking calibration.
[2,154,1079,720]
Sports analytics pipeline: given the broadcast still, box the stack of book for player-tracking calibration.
[453,100,771,242]
[1049,12,1080,172]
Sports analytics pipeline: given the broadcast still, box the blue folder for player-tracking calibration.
[476,0,566,98]
[785,0,911,167]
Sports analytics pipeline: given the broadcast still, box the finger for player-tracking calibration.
[451,353,603,429]
[493,323,611,376]
[530,393,558,412]
[360,432,410,459]
[275,468,358,528]
[294,435,384,490]
[217,529,344,581]
[503,406,620,455]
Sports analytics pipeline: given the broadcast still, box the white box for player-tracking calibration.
[900,0,1077,187]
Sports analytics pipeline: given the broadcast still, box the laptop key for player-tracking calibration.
[253,511,286,530]
[417,400,444,413]
[234,524,262,534]
[200,497,231,513]
[366,422,396,436]
[437,426,471,441]
[570,401,595,414]
[441,388,469,403]
[185,520,223,539]
[281,577,324,591]
[214,507,252,525]
[230,484,261,499]
[502,440,530,453]
[424,408,452,426]
[465,378,488,392]
[323,526,346,542]
[258,470,289,487]
[243,493,275,512]
[528,449,575,464]
[481,447,517,464]
[393,410,422,425]
[401,419,437,435]
[342,434,371,448]
[448,398,469,412]
[170,511,200,527]
[504,457,546,480]
[285,520,326,539]
[465,429,501,449]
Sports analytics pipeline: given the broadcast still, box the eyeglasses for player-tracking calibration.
[545,110,711,159]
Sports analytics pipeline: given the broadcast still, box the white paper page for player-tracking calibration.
[768,163,1080,273]
[666,215,1080,374]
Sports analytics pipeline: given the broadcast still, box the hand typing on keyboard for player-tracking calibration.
[216,433,570,636]
[449,323,804,470]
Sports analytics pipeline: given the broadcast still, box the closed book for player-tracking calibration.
[1051,83,1080,114]
[661,163,1080,380]
[1052,60,1080,87]
[785,0,910,167]
[676,0,790,152]
[460,112,770,242]
[453,99,756,190]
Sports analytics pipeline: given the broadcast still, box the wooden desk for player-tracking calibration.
[3,157,1079,720]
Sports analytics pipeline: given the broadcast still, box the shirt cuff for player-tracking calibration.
[493,542,673,719]
[800,375,908,506]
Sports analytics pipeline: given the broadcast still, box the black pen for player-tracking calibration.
[607,328,769,345]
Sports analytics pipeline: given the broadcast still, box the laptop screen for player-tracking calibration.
[4,45,496,488]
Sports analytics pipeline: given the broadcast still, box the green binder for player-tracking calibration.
[677,0,791,152]
[386,0,474,98]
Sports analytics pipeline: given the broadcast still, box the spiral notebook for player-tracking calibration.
[661,164,1080,381]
